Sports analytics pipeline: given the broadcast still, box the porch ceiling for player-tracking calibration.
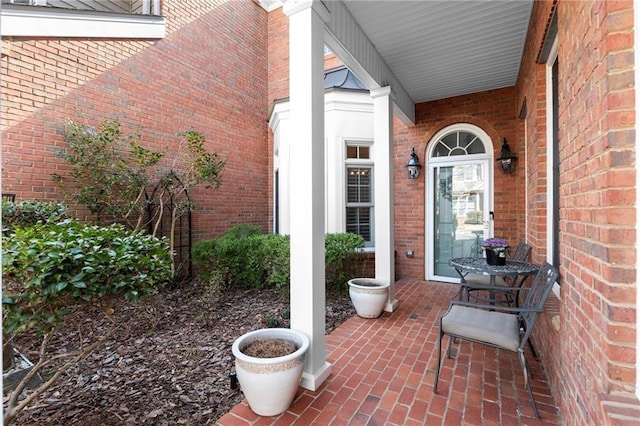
[342,0,534,103]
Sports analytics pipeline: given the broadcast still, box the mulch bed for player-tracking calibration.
[4,281,356,425]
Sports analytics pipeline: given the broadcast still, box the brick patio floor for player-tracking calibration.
[216,279,560,425]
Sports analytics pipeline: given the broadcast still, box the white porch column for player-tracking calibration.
[371,86,398,312]
[284,0,331,390]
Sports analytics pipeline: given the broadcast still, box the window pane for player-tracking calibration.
[441,133,457,149]
[467,139,485,154]
[346,207,371,241]
[345,152,373,245]
[346,145,370,159]
[346,146,358,159]
[433,141,450,157]
[347,168,371,203]
[459,131,476,147]
[449,147,467,156]
[432,131,486,157]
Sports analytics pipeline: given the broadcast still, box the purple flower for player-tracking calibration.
[482,237,509,248]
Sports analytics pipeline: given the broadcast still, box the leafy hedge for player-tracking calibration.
[2,200,68,233]
[2,219,172,335]
[192,226,364,294]
[325,232,366,287]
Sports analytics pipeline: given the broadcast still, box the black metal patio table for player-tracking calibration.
[449,257,539,306]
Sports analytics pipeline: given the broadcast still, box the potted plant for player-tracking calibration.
[231,328,310,416]
[347,278,390,318]
[481,237,510,265]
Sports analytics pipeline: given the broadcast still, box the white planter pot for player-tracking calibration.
[232,328,309,416]
[348,278,390,318]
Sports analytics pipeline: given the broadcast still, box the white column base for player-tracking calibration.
[300,361,332,391]
[384,298,399,313]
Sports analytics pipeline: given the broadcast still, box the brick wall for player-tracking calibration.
[1,0,271,242]
[516,0,562,420]
[517,0,639,423]
[393,88,521,279]
[267,6,289,103]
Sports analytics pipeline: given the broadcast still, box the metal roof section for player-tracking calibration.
[324,66,367,91]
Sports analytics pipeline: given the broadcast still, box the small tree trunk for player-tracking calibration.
[3,331,14,371]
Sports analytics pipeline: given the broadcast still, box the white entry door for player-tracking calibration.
[426,126,493,283]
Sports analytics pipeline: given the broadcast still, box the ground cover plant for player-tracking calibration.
[2,204,172,425]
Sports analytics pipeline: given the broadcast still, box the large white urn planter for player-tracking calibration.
[232,328,309,416]
[348,278,390,318]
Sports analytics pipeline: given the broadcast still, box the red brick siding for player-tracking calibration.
[266,7,288,233]
[516,1,569,420]
[517,0,639,423]
[323,52,344,70]
[268,6,289,103]
[1,0,270,241]
[393,88,521,279]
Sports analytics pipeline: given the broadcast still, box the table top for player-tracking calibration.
[450,257,539,276]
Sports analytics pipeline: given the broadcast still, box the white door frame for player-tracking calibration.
[425,124,494,282]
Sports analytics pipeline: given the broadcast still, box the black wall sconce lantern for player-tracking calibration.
[496,138,517,174]
[406,147,421,179]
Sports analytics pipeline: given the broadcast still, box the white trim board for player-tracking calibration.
[1,5,165,38]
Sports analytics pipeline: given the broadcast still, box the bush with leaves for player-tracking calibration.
[193,225,278,290]
[325,233,365,290]
[54,119,162,228]
[2,200,68,233]
[151,129,225,277]
[2,219,171,425]
[55,119,225,279]
[252,233,291,292]
[193,226,364,296]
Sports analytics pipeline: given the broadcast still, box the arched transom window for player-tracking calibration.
[431,130,486,157]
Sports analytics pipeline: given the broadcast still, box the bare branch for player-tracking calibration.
[3,325,117,426]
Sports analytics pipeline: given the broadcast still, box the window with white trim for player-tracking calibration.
[345,143,373,247]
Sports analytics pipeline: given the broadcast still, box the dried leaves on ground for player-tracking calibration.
[5,281,356,425]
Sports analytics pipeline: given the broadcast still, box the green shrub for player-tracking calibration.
[212,226,263,287]
[193,227,364,295]
[2,219,172,335]
[325,233,365,289]
[2,200,68,233]
[254,233,290,292]
[193,226,288,292]
[192,238,219,275]
[220,224,262,239]
[54,119,162,224]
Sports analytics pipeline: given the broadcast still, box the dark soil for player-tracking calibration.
[4,281,356,425]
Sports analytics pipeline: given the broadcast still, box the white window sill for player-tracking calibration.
[356,247,375,253]
[1,5,165,38]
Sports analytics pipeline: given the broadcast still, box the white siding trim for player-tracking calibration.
[545,37,560,297]
[1,6,165,38]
